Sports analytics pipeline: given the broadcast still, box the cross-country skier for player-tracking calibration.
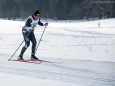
[18,10,48,60]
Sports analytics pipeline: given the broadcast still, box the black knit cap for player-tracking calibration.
[34,10,40,16]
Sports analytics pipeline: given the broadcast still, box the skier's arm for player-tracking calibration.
[25,18,32,27]
[38,18,44,26]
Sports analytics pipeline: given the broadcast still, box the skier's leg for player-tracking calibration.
[30,32,37,55]
[19,32,30,60]
[30,33,38,60]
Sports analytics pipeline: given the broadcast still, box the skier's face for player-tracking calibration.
[34,14,39,20]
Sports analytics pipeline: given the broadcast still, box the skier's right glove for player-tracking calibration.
[29,28,34,32]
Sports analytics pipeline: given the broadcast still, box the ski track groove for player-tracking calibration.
[0,64,115,86]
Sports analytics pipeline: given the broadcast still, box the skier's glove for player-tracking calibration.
[32,23,37,28]
[44,23,48,26]
[29,28,34,32]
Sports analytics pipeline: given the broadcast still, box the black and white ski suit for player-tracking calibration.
[20,16,43,56]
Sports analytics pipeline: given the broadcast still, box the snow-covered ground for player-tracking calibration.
[0,18,115,86]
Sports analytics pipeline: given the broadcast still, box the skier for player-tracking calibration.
[18,10,48,60]
[98,22,101,28]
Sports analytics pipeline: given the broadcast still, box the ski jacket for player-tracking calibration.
[22,16,43,32]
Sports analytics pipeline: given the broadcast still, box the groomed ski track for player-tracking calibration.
[0,56,115,86]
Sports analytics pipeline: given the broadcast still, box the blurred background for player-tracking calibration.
[0,0,115,20]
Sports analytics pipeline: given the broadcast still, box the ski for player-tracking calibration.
[11,59,62,64]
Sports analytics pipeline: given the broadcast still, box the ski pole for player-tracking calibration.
[35,26,47,54]
[8,31,32,61]
[8,40,24,61]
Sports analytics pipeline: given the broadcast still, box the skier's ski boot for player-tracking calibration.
[31,55,39,60]
[18,55,24,60]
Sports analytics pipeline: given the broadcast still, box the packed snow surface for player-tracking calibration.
[0,18,115,86]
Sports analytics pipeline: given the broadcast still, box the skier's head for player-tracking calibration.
[33,10,40,20]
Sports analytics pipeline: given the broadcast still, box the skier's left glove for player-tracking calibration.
[44,23,48,26]
[32,23,37,28]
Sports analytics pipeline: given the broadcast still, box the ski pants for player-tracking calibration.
[20,31,37,56]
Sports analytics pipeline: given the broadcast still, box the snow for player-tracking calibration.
[0,72,78,86]
[0,18,115,86]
